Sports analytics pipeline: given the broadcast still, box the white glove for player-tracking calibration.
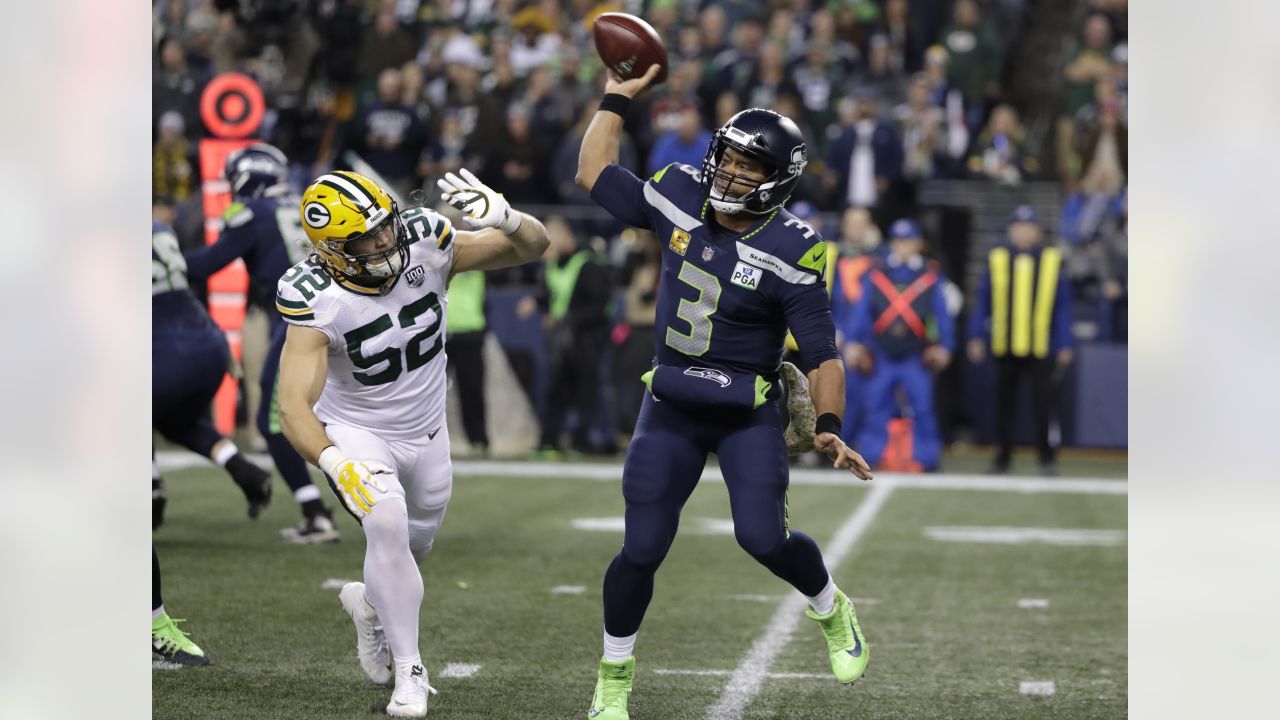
[436,167,522,234]
[318,446,391,520]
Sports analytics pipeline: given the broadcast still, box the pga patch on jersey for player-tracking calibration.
[731,261,761,291]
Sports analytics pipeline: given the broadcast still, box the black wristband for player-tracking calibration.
[599,93,632,117]
[816,413,842,437]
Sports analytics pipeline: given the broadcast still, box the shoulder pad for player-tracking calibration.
[275,262,332,323]
[222,201,255,229]
[401,207,455,251]
[650,162,701,187]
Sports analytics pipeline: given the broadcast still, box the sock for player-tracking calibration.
[361,499,424,675]
[300,497,327,519]
[395,654,424,676]
[603,630,636,662]
[152,546,164,613]
[211,441,238,467]
[806,575,837,616]
[294,484,322,504]
[152,605,165,622]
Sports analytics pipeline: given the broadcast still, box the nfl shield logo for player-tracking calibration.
[405,265,425,287]
[702,246,716,262]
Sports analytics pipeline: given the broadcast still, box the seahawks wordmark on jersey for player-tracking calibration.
[275,208,455,441]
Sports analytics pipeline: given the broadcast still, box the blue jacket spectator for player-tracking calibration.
[823,96,903,209]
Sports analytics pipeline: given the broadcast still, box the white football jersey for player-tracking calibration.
[275,207,456,441]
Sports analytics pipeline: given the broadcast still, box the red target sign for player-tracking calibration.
[200,72,265,138]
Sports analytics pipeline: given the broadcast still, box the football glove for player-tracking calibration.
[780,361,817,455]
[318,446,391,520]
[436,168,522,234]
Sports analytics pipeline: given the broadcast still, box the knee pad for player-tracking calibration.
[618,545,668,571]
[361,496,409,546]
[738,528,786,559]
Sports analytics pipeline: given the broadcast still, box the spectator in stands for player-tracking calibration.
[356,6,418,97]
[553,101,640,210]
[350,67,426,199]
[709,17,765,104]
[417,109,473,191]
[524,64,574,143]
[895,73,946,183]
[967,206,1074,476]
[823,94,903,215]
[792,42,846,139]
[966,103,1038,184]
[648,106,712,177]
[536,217,613,457]
[877,0,926,74]
[153,111,194,204]
[154,37,203,143]
[1094,189,1127,341]
[852,34,907,108]
[941,0,1004,130]
[744,42,800,110]
[1058,13,1115,185]
[510,5,561,76]
[807,6,860,70]
[483,102,554,205]
[1074,78,1127,197]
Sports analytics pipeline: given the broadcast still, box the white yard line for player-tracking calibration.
[1020,680,1056,696]
[439,663,481,679]
[550,585,586,595]
[1016,598,1050,609]
[655,669,831,681]
[704,482,895,720]
[156,452,1127,495]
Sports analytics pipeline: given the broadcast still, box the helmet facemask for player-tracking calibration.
[322,202,410,292]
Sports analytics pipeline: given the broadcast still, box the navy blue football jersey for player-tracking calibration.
[183,186,310,308]
[591,162,838,377]
[153,220,221,335]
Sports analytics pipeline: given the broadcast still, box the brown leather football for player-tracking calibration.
[592,12,668,84]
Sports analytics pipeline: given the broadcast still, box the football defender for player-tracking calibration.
[153,220,272,517]
[277,169,548,717]
[184,143,338,543]
[577,65,875,719]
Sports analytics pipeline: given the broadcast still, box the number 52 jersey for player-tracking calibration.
[275,207,455,441]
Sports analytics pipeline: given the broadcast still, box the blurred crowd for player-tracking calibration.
[153,0,1128,461]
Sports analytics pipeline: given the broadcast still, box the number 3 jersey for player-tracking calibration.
[274,207,455,441]
[590,162,838,377]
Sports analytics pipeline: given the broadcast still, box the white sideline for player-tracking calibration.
[155,452,1127,495]
[439,663,481,679]
[704,483,895,720]
[1020,680,1056,696]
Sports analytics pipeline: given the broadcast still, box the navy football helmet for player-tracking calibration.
[224,143,289,200]
[700,108,808,216]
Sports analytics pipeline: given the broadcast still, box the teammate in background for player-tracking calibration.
[576,65,874,720]
[846,219,955,471]
[184,143,339,543]
[152,545,209,667]
[153,220,272,519]
[276,170,548,717]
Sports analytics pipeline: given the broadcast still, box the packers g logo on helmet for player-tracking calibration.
[299,171,409,293]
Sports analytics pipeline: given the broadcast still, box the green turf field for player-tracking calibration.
[152,460,1126,719]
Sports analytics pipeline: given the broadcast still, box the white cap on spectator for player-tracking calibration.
[158,111,185,135]
[442,34,487,70]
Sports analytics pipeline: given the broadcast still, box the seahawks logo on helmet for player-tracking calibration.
[303,202,331,228]
[683,367,732,388]
[788,147,808,177]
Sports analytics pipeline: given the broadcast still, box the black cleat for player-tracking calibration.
[226,454,272,519]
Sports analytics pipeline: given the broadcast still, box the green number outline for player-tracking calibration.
[344,314,403,386]
[286,265,333,301]
[665,261,722,357]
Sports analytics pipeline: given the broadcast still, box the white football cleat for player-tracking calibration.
[338,582,391,685]
[386,663,436,717]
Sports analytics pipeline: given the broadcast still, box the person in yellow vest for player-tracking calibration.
[445,269,489,455]
[537,217,613,456]
[967,205,1074,476]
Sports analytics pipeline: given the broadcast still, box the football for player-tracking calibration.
[592,12,668,84]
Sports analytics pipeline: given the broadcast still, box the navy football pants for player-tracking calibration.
[256,321,316,497]
[152,328,229,456]
[602,394,831,637]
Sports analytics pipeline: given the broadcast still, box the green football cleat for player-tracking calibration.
[805,590,868,684]
[587,657,634,719]
[152,612,210,667]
